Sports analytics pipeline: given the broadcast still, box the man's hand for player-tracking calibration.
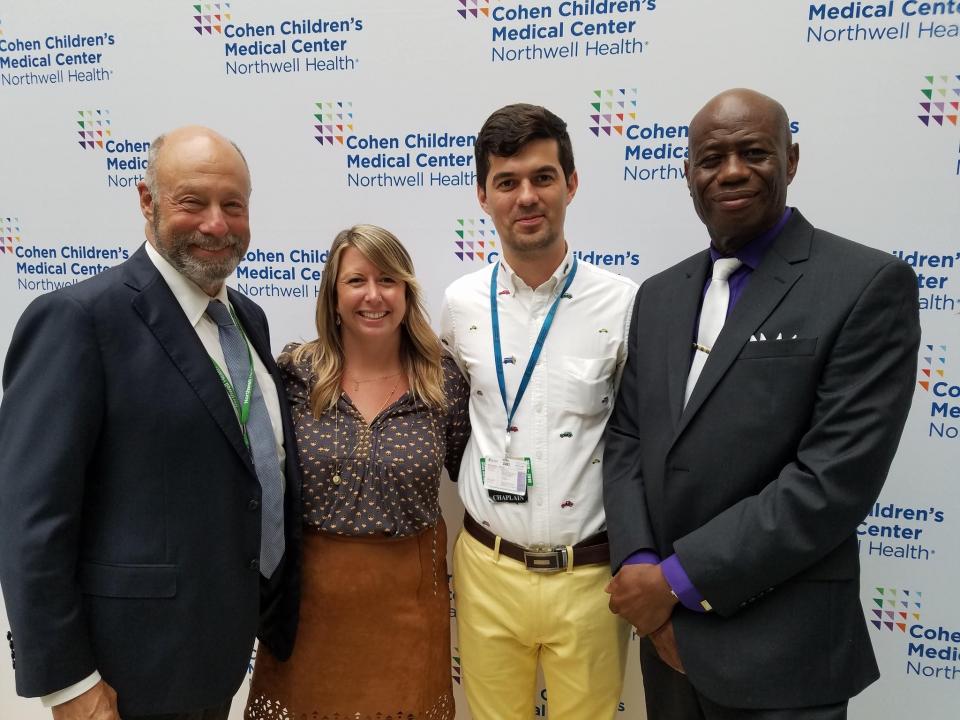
[605,562,677,636]
[51,681,119,720]
[650,620,684,674]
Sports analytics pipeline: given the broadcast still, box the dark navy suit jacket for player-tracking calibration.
[0,245,301,716]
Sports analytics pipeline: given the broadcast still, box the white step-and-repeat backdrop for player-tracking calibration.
[1,1,957,718]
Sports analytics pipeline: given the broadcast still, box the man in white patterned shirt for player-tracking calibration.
[440,104,638,720]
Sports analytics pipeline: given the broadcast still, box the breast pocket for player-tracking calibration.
[739,337,818,359]
[560,356,617,417]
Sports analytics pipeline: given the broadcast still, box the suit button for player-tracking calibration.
[248,499,259,511]
[249,558,260,571]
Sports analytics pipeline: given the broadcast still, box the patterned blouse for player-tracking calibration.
[279,344,471,537]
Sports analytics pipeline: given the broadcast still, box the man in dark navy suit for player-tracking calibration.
[0,126,301,720]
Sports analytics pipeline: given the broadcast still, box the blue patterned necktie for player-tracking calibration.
[206,300,285,578]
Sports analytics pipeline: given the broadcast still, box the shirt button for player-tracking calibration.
[249,559,260,571]
[536,498,544,507]
[248,499,259,511]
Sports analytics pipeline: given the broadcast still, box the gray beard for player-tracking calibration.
[152,214,244,292]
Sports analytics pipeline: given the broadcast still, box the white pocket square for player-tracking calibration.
[750,332,799,342]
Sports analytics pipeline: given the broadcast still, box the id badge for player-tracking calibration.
[481,457,533,503]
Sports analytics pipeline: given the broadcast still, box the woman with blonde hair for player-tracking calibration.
[246,225,469,720]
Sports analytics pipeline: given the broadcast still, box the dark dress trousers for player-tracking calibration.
[603,211,920,710]
[0,245,301,716]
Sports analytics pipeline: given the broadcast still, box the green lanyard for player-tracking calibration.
[210,306,255,448]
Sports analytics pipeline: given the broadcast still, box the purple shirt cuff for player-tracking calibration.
[622,550,660,567]
[661,554,707,613]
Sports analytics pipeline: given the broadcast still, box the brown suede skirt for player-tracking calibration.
[245,519,454,720]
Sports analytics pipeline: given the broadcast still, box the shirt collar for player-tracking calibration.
[498,245,575,293]
[144,241,229,327]
[709,207,793,270]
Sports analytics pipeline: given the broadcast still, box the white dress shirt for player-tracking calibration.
[42,243,285,707]
[440,249,637,548]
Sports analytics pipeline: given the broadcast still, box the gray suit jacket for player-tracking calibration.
[0,246,302,716]
[603,210,920,708]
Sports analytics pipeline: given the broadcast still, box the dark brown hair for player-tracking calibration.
[474,103,575,188]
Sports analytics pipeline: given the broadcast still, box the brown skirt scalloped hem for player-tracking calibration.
[244,519,454,720]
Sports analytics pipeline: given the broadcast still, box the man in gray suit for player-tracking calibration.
[603,89,920,719]
[0,126,301,720]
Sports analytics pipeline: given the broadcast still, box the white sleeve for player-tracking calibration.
[439,290,468,378]
[41,671,102,707]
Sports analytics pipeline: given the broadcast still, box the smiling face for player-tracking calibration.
[335,245,407,346]
[478,137,578,265]
[138,127,251,295]
[684,90,799,254]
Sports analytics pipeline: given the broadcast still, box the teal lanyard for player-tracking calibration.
[490,257,578,452]
[210,306,255,448]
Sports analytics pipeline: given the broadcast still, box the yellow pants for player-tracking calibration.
[453,530,629,720]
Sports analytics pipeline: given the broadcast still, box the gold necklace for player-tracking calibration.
[331,376,402,485]
[345,370,402,392]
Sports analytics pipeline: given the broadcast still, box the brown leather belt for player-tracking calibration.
[463,512,610,572]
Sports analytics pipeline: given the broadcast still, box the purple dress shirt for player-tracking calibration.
[622,208,793,613]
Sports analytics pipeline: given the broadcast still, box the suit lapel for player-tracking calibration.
[125,247,255,473]
[666,251,710,429]
[675,212,813,437]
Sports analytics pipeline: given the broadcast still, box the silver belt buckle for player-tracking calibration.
[523,544,567,573]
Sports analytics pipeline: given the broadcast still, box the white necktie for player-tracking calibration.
[684,258,743,407]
